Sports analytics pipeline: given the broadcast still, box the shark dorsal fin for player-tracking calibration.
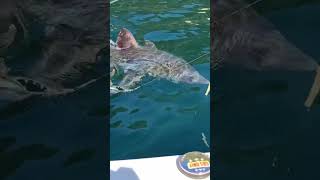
[116,28,138,49]
[144,40,157,50]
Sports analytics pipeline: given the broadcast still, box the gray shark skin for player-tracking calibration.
[0,59,39,105]
[110,28,209,94]
[212,0,320,108]
[0,38,105,107]
[0,0,29,56]
[0,57,85,107]
[0,0,108,109]
[19,0,107,42]
[213,0,318,71]
[0,1,17,56]
[0,56,106,111]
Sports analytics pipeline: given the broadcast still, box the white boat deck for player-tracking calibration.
[110,153,210,180]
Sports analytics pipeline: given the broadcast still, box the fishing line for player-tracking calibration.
[202,132,210,148]
[19,73,107,97]
[176,52,210,69]
[212,0,265,69]
[220,0,264,21]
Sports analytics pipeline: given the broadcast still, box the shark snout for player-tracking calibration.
[178,70,209,85]
[0,77,30,102]
[0,76,50,102]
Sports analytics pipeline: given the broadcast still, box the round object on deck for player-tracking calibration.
[176,151,210,179]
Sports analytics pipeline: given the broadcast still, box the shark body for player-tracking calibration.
[110,28,209,95]
[0,0,108,109]
[212,0,320,107]
[213,0,318,71]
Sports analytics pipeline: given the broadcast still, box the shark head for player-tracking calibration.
[116,28,138,49]
[0,60,48,104]
[0,77,31,104]
[176,66,210,85]
[0,59,29,103]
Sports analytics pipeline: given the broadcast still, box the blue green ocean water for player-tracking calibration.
[110,0,210,160]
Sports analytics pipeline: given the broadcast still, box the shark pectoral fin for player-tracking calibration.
[144,40,157,50]
[305,66,320,108]
[110,68,116,78]
[119,70,144,90]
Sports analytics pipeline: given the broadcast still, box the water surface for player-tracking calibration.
[110,0,210,160]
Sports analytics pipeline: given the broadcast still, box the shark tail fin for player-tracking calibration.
[305,66,320,108]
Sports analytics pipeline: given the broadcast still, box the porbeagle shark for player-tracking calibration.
[0,0,108,109]
[212,0,320,108]
[110,28,210,95]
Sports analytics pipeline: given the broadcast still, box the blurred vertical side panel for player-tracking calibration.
[212,0,320,179]
[210,0,215,178]
[0,0,109,179]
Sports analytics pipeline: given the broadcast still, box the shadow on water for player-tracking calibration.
[0,97,39,120]
[0,81,107,179]
[110,167,140,180]
[63,148,96,167]
[0,136,59,179]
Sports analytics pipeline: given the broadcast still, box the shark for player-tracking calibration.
[212,0,320,108]
[0,54,103,109]
[0,0,108,109]
[110,28,210,95]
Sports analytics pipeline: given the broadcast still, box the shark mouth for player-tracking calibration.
[0,73,106,106]
[0,76,49,103]
[15,78,48,93]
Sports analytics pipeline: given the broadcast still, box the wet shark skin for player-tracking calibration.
[0,25,16,55]
[18,0,107,43]
[0,0,108,106]
[111,41,209,91]
[212,0,319,72]
[0,76,33,106]
[213,0,320,107]
[0,0,17,33]
[22,0,107,85]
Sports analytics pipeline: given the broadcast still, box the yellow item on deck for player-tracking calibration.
[205,83,210,96]
[305,66,320,108]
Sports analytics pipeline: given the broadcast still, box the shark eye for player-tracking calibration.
[17,79,47,92]
[181,75,195,83]
[165,62,173,68]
